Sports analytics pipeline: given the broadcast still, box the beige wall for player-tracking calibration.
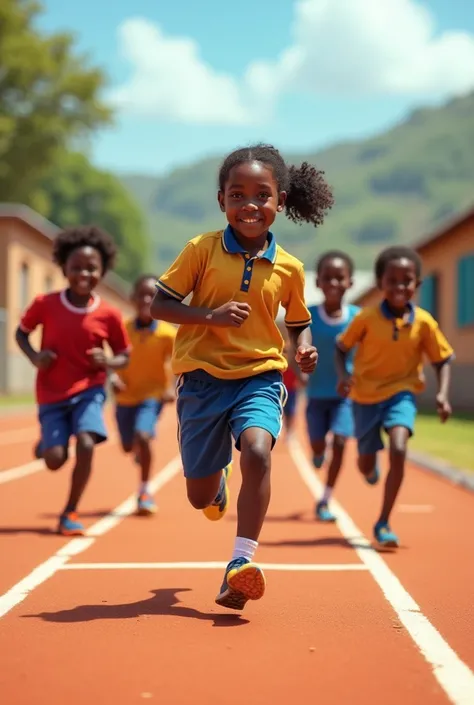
[415,219,474,364]
[0,216,134,394]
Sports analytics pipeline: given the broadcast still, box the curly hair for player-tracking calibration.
[218,143,334,227]
[375,246,422,280]
[52,225,117,274]
[316,250,354,276]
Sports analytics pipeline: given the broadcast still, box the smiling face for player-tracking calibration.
[218,161,286,247]
[132,277,157,323]
[378,257,420,312]
[317,257,353,307]
[64,246,103,303]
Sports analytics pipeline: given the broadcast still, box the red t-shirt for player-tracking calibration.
[283,366,298,391]
[20,290,130,405]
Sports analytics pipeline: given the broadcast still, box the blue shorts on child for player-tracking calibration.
[352,390,417,455]
[306,397,354,441]
[38,385,107,451]
[115,398,163,447]
[176,369,287,479]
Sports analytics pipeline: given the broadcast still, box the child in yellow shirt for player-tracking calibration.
[111,274,177,515]
[336,247,453,548]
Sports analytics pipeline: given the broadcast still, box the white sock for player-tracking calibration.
[139,481,149,495]
[232,536,258,562]
[322,486,332,503]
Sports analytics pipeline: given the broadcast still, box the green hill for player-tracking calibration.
[120,91,474,272]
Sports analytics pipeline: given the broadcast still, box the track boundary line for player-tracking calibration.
[61,561,368,571]
[0,434,119,485]
[289,437,474,705]
[0,455,181,619]
[0,459,45,485]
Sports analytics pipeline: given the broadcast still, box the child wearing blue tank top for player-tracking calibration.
[306,251,359,522]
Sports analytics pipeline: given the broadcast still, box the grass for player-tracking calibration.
[0,392,35,408]
[411,410,474,472]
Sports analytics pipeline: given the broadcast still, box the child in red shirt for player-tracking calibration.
[15,225,130,536]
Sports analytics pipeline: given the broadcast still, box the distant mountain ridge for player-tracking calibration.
[120,91,474,272]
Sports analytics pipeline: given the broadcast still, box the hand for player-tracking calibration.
[336,376,353,398]
[295,345,318,374]
[161,389,176,404]
[436,394,451,423]
[34,350,57,369]
[109,373,126,394]
[87,347,107,369]
[207,301,251,327]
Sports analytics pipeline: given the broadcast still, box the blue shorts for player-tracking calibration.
[306,397,354,442]
[284,389,297,418]
[115,399,163,448]
[176,369,287,479]
[38,385,107,451]
[353,391,417,455]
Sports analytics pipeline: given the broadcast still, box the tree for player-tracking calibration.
[0,0,112,202]
[32,152,149,282]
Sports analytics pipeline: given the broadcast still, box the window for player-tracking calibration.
[419,273,438,319]
[457,254,474,327]
[19,263,29,310]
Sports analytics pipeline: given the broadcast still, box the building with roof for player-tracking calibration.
[0,204,134,395]
[353,206,474,411]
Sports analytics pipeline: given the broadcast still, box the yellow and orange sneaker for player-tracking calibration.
[202,463,233,522]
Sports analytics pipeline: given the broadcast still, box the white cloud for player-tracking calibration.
[254,0,474,97]
[110,1,474,125]
[109,18,257,125]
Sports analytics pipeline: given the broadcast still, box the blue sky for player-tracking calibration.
[38,0,474,176]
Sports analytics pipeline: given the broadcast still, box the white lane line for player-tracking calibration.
[61,562,368,571]
[0,459,45,485]
[0,434,119,485]
[289,438,474,705]
[397,504,435,513]
[0,456,181,619]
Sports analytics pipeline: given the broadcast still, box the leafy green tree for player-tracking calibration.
[32,152,149,282]
[0,0,112,202]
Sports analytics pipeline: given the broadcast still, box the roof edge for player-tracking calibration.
[0,203,132,299]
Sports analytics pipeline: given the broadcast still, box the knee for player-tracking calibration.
[186,491,210,510]
[44,447,67,471]
[76,433,95,457]
[390,439,407,459]
[240,437,271,475]
[332,435,346,453]
[134,431,151,449]
[186,480,219,509]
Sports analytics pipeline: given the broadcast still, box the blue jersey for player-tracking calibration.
[306,304,360,399]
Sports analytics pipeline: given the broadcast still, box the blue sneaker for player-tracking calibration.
[137,492,157,516]
[312,454,325,469]
[315,500,336,522]
[374,520,399,548]
[203,463,232,522]
[58,512,85,536]
[215,557,266,610]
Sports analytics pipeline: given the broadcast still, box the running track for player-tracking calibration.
[0,403,473,705]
